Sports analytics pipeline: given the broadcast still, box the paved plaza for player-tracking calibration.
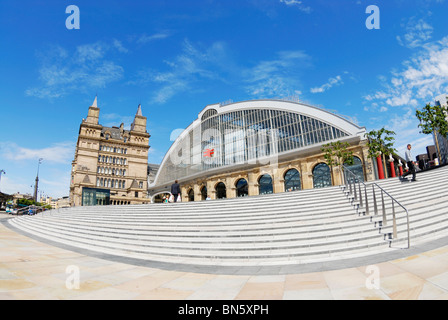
[1,213,448,300]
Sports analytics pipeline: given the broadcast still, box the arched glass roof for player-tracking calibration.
[152,100,366,187]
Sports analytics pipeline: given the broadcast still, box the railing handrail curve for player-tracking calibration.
[342,165,411,249]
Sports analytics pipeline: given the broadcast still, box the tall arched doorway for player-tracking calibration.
[344,156,364,183]
[236,178,248,197]
[201,186,207,200]
[313,163,332,188]
[216,182,227,199]
[188,189,195,202]
[284,168,301,192]
[258,174,273,195]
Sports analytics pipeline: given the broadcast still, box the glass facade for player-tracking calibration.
[344,156,364,183]
[284,168,301,191]
[155,106,350,186]
[236,178,249,197]
[82,187,110,206]
[313,163,332,189]
[258,174,273,195]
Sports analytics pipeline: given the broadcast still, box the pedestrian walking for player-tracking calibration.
[171,180,181,202]
[401,144,417,182]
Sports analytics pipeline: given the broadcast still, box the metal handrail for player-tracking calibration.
[342,166,411,249]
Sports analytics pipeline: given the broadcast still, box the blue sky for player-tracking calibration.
[1,0,448,198]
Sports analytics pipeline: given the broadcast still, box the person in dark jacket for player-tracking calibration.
[171,180,181,202]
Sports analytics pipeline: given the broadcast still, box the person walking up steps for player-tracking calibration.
[171,180,181,202]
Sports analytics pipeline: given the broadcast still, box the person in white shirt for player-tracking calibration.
[401,144,417,181]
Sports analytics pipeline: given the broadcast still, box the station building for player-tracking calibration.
[148,99,379,202]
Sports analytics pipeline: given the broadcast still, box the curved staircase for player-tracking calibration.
[7,166,448,268]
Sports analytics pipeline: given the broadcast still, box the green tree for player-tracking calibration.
[365,128,397,178]
[321,141,354,184]
[415,100,448,162]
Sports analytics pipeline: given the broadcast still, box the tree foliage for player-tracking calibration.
[415,101,448,137]
[365,127,397,158]
[321,141,354,167]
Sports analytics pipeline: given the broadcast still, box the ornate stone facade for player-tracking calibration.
[179,140,374,201]
[69,97,150,206]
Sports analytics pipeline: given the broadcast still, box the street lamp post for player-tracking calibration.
[33,158,43,203]
[0,170,5,193]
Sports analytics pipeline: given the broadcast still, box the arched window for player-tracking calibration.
[258,174,273,195]
[344,156,364,183]
[201,186,207,200]
[284,168,301,192]
[215,182,227,199]
[236,178,248,197]
[188,189,195,202]
[313,163,332,188]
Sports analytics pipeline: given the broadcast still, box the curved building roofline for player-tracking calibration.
[151,99,367,188]
[198,99,365,135]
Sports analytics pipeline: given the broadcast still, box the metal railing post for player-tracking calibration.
[373,185,378,216]
[364,184,369,216]
[341,165,411,249]
[358,181,363,208]
[392,201,397,239]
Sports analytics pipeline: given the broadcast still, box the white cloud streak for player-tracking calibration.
[0,142,74,164]
[310,75,343,93]
[397,17,434,49]
[244,50,312,98]
[279,0,312,13]
[365,36,448,108]
[26,41,125,100]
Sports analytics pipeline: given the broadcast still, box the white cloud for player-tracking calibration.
[102,113,134,130]
[364,35,448,157]
[279,0,312,13]
[112,39,129,53]
[0,142,74,164]
[365,36,448,108]
[244,50,311,98]
[397,18,433,49]
[310,75,343,93]
[26,42,125,100]
[129,39,230,103]
[137,32,170,44]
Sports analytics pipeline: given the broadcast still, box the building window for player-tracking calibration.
[258,174,273,195]
[201,186,207,200]
[236,178,248,197]
[188,189,194,202]
[215,182,226,199]
[313,163,332,188]
[284,168,301,192]
[344,156,364,183]
[135,191,138,198]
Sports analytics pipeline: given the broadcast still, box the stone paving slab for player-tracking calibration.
[1,213,448,300]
